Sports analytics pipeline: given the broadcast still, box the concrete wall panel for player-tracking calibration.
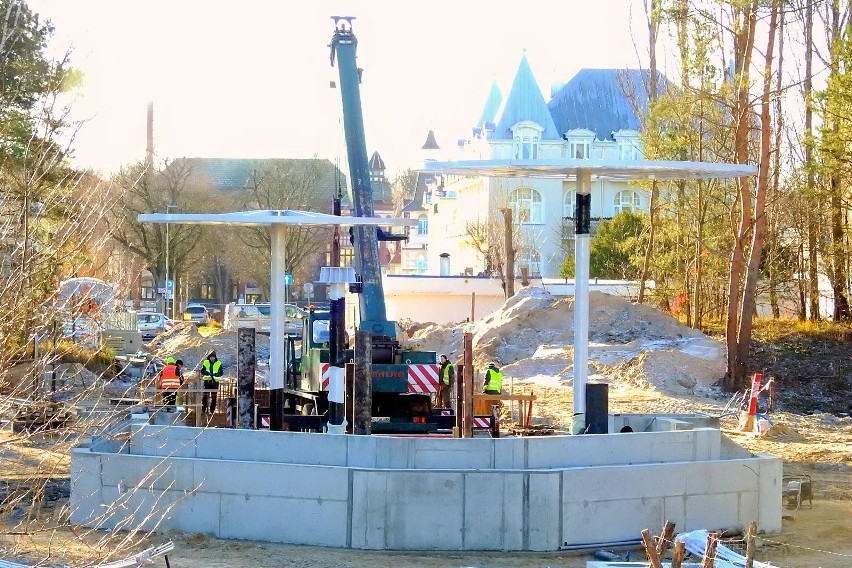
[346,436,378,468]
[563,464,686,502]
[411,438,495,470]
[194,460,348,501]
[384,472,465,550]
[462,472,524,550]
[685,461,759,495]
[350,470,388,549]
[374,437,414,469]
[563,497,664,546]
[131,425,198,458]
[219,493,348,546]
[70,450,102,525]
[101,454,195,492]
[527,473,560,551]
[684,493,740,532]
[493,438,526,469]
[192,429,347,465]
[757,456,783,532]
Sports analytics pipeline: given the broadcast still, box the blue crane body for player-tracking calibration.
[329,18,397,339]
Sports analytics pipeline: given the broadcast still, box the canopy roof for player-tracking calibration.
[138,209,417,227]
[423,159,757,181]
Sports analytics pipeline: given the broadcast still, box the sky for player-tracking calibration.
[31,0,651,177]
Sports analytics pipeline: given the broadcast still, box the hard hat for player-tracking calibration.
[166,357,176,364]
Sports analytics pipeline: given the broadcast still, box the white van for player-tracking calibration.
[224,303,304,335]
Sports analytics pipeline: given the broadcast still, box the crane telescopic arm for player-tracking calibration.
[330,17,396,339]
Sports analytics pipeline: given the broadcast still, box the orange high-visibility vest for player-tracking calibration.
[160,364,181,390]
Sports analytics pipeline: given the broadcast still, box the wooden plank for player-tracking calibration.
[462,332,473,438]
[671,541,685,568]
[656,520,676,555]
[473,393,537,402]
[701,531,719,568]
[641,529,664,568]
[745,520,758,568]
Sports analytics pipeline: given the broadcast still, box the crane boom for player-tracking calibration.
[329,17,395,338]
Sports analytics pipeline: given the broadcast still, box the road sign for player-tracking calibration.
[284,274,293,286]
[303,282,314,295]
[166,279,175,291]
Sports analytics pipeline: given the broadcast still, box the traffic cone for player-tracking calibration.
[738,372,762,433]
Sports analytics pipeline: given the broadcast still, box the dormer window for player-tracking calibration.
[570,141,590,159]
[513,136,539,159]
[564,128,596,160]
[613,130,642,160]
[510,121,544,160]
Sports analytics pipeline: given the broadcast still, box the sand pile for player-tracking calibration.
[401,287,726,397]
[153,325,272,386]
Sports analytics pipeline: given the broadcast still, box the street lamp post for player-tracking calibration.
[164,204,177,319]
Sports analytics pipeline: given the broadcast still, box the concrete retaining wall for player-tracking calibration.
[72,427,782,551]
[126,424,722,469]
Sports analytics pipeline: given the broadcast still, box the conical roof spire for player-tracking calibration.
[421,130,440,150]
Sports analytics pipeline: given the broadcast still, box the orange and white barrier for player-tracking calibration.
[739,372,762,433]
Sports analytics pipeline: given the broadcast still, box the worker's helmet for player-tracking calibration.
[439,353,448,360]
[166,357,176,364]
[488,362,497,368]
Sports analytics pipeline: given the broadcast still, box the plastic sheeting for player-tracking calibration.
[676,529,777,568]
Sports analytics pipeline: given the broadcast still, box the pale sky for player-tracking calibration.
[31,1,650,177]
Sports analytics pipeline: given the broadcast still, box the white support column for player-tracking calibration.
[572,170,592,434]
[269,223,286,390]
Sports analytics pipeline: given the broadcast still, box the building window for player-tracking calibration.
[516,249,541,278]
[509,187,544,224]
[417,214,429,235]
[563,191,575,219]
[513,136,539,159]
[614,190,641,214]
[570,141,590,159]
[415,253,427,274]
[618,140,640,160]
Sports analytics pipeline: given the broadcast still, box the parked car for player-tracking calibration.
[183,304,210,326]
[224,302,304,336]
[136,312,174,340]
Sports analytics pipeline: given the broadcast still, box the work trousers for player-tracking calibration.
[202,379,219,413]
[436,383,452,408]
[163,390,178,409]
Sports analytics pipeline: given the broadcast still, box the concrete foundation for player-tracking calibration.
[71,417,782,551]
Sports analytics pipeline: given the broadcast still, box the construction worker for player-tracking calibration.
[436,354,454,408]
[159,357,182,409]
[200,351,223,414]
[483,362,503,395]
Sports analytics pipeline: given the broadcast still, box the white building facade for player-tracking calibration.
[406,61,656,278]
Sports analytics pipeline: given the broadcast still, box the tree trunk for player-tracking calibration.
[768,6,785,320]
[735,2,778,379]
[804,0,821,321]
[693,180,705,329]
[502,208,515,298]
[725,1,758,390]
[637,0,659,304]
[825,1,851,322]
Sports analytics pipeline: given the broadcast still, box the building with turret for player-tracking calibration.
[405,56,659,278]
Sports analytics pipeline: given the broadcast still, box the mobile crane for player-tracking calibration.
[276,18,451,434]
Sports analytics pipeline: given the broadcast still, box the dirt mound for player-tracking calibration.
[153,326,271,385]
[402,287,726,397]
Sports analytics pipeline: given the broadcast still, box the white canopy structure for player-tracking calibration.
[423,158,757,434]
[138,209,417,391]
